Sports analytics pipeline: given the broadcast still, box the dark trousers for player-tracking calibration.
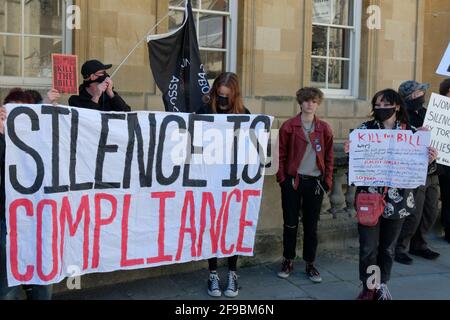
[396,175,440,253]
[359,218,404,285]
[439,175,450,235]
[0,220,53,300]
[281,176,324,262]
[208,256,238,272]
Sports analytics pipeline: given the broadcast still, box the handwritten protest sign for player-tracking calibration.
[349,129,430,188]
[436,42,450,77]
[4,104,273,286]
[423,93,450,167]
[52,54,78,95]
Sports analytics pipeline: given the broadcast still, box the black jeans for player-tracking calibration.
[439,175,450,235]
[281,175,324,262]
[359,218,404,285]
[396,175,440,253]
[208,256,238,272]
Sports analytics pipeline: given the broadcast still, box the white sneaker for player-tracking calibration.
[207,272,222,297]
[306,264,322,283]
[277,259,294,279]
[224,271,239,298]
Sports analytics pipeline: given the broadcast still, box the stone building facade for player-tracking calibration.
[0,0,448,288]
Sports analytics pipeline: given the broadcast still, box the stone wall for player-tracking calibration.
[423,0,450,95]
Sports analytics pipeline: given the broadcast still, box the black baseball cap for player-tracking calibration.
[81,59,112,79]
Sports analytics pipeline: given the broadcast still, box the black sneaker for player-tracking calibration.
[224,271,239,298]
[277,258,294,279]
[409,248,440,260]
[207,272,222,297]
[394,252,413,265]
[306,263,322,283]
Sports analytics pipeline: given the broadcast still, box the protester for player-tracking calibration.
[0,88,53,300]
[69,59,131,112]
[24,89,61,105]
[438,79,450,242]
[394,81,440,265]
[197,72,250,298]
[276,87,334,283]
[345,89,438,300]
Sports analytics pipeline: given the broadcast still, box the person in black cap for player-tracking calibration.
[395,80,440,265]
[69,59,131,112]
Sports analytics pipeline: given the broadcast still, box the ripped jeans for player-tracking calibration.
[280,175,324,262]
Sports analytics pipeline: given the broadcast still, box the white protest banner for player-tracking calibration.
[436,42,450,77]
[423,93,450,167]
[349,129,430,188]
[4,104,273,286]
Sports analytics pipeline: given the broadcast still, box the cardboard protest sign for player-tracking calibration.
[436,42,450,77]
[52,54,78,95]
[423,93,450,166]
[4,104,273,286]
[349,129,430,188]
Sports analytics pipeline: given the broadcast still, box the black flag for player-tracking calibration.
[147,0,210,113]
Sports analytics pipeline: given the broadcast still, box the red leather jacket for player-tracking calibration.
[277,114,334,191]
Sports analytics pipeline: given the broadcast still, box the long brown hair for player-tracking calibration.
[209,72,245,114]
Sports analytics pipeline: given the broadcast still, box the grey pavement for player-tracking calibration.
[55,235,450,300]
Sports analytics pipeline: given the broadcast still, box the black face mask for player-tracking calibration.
[374,107,396,122]
[406,96,425,112]
[216,95,230,109]
[83,73,109,86]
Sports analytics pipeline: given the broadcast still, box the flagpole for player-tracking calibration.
[110,0,187,78]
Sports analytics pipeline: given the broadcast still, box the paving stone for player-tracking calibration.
[300,282,360,300]
[387,274,450,300]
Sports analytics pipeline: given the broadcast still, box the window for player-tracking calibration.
[311,0,361,97]
[168,0,237,81]
[0,0,71,87]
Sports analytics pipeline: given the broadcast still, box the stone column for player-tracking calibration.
[344,183,356,217]
[328,168,346,219]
